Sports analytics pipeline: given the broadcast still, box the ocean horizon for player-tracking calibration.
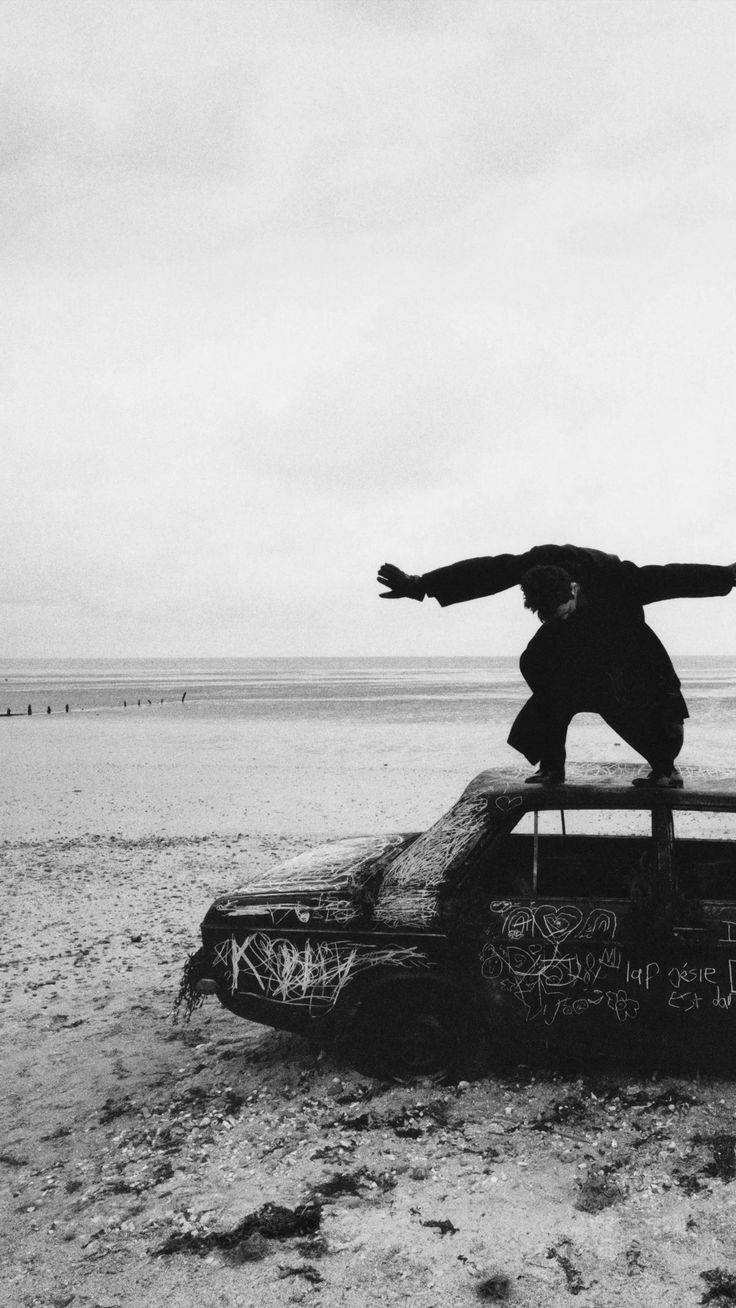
[1,655,736,721]
[1,659,736,722]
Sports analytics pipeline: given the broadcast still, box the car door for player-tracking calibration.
[459,802,669,1053]
[668,802,736,1061]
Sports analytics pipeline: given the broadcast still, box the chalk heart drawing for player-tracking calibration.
[490,901,618,943]
[494,794,523,813]
[537,905,583,941]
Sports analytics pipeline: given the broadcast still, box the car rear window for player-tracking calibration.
[673,810,736,900]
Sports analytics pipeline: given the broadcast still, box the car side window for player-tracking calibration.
[673,810,736,901]
[488,808,654,898]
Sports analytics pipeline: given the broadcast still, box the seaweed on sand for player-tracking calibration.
[172,947,208,1024]
[699,1134,736,1183]
[575,1166,624,1213]
[154,1201,322,1258]
[701,1267,736,1304]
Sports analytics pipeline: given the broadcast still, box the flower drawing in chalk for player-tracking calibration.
[606,989,640,1021]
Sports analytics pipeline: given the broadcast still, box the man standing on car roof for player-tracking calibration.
[377,545,736,788]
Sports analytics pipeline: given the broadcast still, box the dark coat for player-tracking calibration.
[422,545,732,613]
[421,544,733,754]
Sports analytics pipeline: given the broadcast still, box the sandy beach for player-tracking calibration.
[4,705,736,1307]
[6,0,736,1294]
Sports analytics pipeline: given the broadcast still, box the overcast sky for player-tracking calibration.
[3,0,736,658]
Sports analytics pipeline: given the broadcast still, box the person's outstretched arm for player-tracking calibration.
[636,562,735,606]
[377,556,531,604]
[378,545,620,607]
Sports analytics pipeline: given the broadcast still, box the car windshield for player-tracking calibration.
[375,793,490,924]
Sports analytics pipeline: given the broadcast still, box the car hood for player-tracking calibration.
[209,832,418,923]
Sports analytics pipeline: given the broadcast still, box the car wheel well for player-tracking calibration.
[335,969,493,1084]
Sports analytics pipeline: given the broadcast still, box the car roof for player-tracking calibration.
[460,764,736,811]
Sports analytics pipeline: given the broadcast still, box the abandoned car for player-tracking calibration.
[183,763,736,1080]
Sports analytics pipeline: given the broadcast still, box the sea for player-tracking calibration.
[2,655,736,723]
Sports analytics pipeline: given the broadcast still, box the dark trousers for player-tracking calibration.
[507,694,684,775]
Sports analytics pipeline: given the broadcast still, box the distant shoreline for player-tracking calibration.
[1,653,735,663]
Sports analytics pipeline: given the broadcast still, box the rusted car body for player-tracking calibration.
[189,763,736,1079]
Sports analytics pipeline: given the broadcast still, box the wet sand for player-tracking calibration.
[3,705,734,841]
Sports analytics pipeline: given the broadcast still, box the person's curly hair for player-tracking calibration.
[520,565,574,621]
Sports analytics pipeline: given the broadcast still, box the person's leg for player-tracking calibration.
[507,695,572,782]
[513,638,579,783]
[600,704,684,784]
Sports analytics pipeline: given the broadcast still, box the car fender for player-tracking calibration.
[329,964,491,1037]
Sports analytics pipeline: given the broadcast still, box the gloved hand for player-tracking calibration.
[377,563,425,601]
